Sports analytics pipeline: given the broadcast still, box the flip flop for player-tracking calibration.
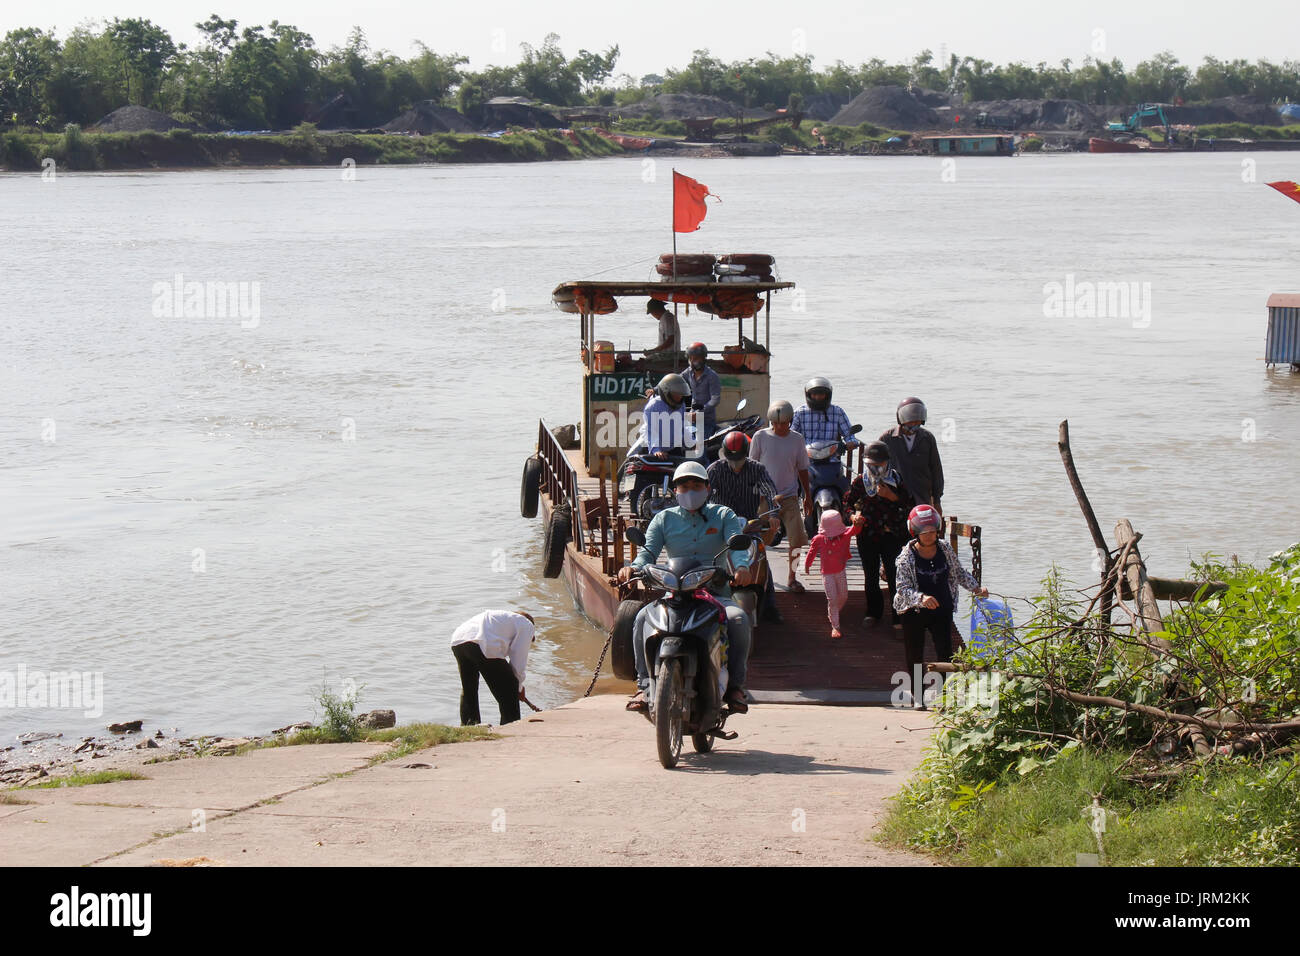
[787,580,806,594]
[625,692,648,712]
[724,688,749,713]
[830,628,842,639]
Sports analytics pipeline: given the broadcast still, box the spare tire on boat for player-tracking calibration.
[718,253,774,267]
[610,599,643,681]
[520,456,542,519]
[542,507,571,578]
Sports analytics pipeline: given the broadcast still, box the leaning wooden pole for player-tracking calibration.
[1058,421,1114,620]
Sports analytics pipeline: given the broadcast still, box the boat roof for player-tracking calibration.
[553,280,795,297]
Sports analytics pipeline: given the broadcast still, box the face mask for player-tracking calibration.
[900,425,917,436]
[675,488,709,511]
[690,360,704,371]
[728,460,745,473]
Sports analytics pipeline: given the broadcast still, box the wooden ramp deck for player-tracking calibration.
[562,448,961,705]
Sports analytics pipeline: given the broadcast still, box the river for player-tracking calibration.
[2,152,1297,740]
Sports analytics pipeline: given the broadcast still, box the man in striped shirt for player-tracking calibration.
[708,431,783,622]
[792,377,861,458]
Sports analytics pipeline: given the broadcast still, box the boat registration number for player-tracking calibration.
[588,373,651,399]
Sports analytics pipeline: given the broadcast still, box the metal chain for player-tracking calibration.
[583,634,613,697]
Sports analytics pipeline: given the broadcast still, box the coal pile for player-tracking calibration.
[91,105,195,133]
[965,98,1101,131]
[382,101,478,134]
[828,86,940,130]
[619,93,772,120]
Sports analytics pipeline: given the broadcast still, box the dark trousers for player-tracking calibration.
[902,607,954,704]
[453,642,521,726]
[858,533,905,621]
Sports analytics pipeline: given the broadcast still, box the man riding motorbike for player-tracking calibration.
[638,373,696,460]
[617,461,754,713]
[792,377,861,458]
[707,431,783,623]
[682,342,722,442]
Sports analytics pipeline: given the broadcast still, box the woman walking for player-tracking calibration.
[893,505,988,709]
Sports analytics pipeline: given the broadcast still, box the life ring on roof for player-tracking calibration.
[718,253,774,267]
[658,253,717,273]
[553,289,580,313]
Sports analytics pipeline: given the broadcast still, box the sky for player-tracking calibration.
[5,0,1297,82]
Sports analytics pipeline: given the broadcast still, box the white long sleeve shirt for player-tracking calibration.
[450,610,534,685]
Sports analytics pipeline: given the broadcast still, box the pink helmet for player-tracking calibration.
[908,504,942,537]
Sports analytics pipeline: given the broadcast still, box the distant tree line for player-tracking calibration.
[2,17,1298,131]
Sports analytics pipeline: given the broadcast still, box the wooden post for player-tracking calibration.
[1059,420,1114,621]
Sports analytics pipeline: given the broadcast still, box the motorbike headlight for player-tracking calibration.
[679,568,716,591]
[643,566,679,590]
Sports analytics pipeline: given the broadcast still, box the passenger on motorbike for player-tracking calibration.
[637,373,697,460]
[681,342,721,441]
[617,461,754,713]
[792,377,861,460]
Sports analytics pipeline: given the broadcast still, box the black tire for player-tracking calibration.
[805,503,820,541]
[541,508,570,579]
[654,659,684,768]
[691,732,714,753]
[520,457,542,519]
[610,599,642,681]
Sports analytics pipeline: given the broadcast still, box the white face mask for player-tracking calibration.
[675,488,709,511]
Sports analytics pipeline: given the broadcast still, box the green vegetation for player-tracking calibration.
[0,126,617,170]
[0,791,36,804]
[1196,122,1300,139]
[4,18,1299,134]
[882,544,1300,865]
[282,721,496,763]
[24,770,146,789]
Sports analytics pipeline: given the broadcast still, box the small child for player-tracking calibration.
[803,509,864,638]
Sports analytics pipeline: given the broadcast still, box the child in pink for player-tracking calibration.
[804,510,864,638]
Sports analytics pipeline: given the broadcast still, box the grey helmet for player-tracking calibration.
[805,377,832,412]
[767,399,794,423]
[656,373,691,407]
[896,397,928,425]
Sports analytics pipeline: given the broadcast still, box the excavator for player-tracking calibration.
[1107,103,1175,143]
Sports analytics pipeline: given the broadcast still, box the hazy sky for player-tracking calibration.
[6,0,1296,82]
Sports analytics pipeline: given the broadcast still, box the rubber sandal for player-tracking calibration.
[724,688,749,713]
[787,580,805,594]
[831,628,842,639]
[625,692,648,712]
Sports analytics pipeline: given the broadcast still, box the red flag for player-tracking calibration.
[1266,181,1300,206]
[673,171,716,233]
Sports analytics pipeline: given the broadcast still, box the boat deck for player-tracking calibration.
[563,448,960,704]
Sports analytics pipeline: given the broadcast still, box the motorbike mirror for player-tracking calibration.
[625,527,647,547]
[735,398,747,412]
[849,424,863,435]
[727,534,754,551]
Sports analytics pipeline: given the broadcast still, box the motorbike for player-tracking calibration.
[624,526,753,769]
[804,424,863,538]
[726,507,779,637]
[617,399,761,521]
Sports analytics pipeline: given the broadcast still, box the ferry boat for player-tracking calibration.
[519,273,985,705]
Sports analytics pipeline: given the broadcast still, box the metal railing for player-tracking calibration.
[536,419,586,552]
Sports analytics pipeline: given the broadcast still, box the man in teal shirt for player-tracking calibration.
[618,462,753,711]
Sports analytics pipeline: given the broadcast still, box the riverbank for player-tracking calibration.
[0,125,788,172]
[0,696,934,866]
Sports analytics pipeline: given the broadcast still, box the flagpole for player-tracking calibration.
[671,168,678,359]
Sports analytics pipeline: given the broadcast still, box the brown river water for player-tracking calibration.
[2,153,1297,740]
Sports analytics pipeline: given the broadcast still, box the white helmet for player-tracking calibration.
[670,461,709,486]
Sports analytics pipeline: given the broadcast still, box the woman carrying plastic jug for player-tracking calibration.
[893,505,989,709]
[803,509,864,639]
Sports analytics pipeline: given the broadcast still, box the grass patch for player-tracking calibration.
[25,770,146,789]
[1,791,36,804]
[1196,122,1300,140]
[880,747,1300,866]
[280,721,496,763]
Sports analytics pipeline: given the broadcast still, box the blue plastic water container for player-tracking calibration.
[969,597,1014,661]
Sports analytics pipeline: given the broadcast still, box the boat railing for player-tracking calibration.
[945,516,983,584]
[536,419,586,552]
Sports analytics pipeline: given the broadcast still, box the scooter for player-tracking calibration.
[624,527,753,769]
[804,424,863,538]
[726,506,779,636]
[617,400,761,521]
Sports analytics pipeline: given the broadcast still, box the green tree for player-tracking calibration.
[0,27,61,127]
[108,17,177,105]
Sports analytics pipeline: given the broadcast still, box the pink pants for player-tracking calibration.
[824,570,848,629]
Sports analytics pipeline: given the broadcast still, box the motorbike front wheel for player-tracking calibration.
[691,732,714,753]
[654,659,684,769]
